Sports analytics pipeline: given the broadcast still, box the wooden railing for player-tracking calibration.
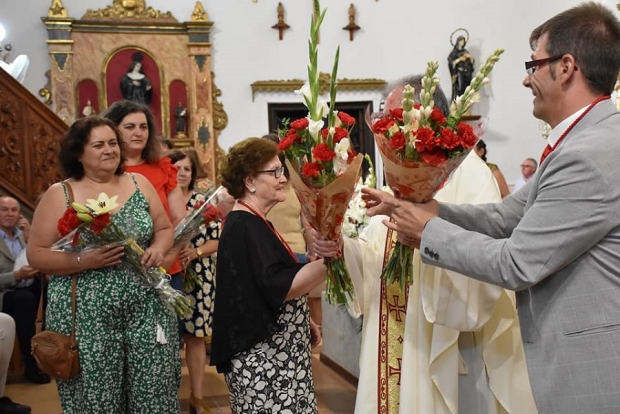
[0,67,67,212]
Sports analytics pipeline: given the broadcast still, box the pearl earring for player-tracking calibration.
[250,188,256,193]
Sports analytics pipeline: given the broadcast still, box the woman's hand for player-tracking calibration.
[141,247,165,269]
[311,229,342,259]
[309,318,322,349]
[179,247,198,268]
[82,245,125,270]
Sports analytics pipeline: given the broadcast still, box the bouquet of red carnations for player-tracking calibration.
[370,52,503,291]
[172,186,223,291]
[54,192,192,317]
[277,0,363,306]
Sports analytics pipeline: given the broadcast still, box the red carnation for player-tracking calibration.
[389,108,404,122]
[290,118,309,130]
[347,149,357,163]
[286,129,302,142]
[57,207,81,236]
[321,128,329,139]
[201,203,220,224]
[302,162,322,178]
[91,213,111,235]
[337,111,356,127]
[439,127,460,150]
[414,127,437,152]
[277,136,295,151]
[389,131,406,150]
[312,142,336,162]
[333,127,349,143]
[430,107,447,125]
[420,148,448,167]
[456,122,477,148]
[371,117,395,135]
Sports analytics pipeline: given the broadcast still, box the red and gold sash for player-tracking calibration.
[377,228,409,414]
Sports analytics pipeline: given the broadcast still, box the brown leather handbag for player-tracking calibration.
[31,273,79,380]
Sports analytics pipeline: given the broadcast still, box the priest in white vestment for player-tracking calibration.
[341,149,537,414]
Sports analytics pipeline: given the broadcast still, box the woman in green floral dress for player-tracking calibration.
[27,117,181,414]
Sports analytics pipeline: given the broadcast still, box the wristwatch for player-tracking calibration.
[196,247,203,258]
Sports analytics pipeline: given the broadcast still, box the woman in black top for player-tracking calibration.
[210,138,339,414]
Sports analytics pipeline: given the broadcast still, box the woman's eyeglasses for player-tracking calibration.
[258,166,285,178]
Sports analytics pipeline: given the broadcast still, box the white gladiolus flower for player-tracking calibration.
[333,138,351,176]
[295,82,312,102]
[308,119,324,140]
[318,100,330,118]
[334,138,350,159]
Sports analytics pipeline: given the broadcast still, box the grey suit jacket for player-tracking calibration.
[0,232,25,309]
[420,100,620,414]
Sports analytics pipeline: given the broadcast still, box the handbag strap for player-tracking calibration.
[61,180,78,341]
[35,276,44,334]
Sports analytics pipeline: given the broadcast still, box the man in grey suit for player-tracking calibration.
[0,196,49,384]
[362,3,620,413]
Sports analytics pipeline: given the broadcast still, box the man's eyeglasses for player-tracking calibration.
[525,55,563,75]
[258,166,285,178]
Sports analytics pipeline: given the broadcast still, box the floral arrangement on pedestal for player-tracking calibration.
[370,50,504,291]
[55,192,192,317]
[277,0,363,306]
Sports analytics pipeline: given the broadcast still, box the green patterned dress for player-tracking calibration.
[46,180,181,414]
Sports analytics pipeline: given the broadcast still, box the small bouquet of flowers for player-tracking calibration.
[173,186,223,291]
[277,0,363,306]
[370,51,503,291]
[342,155,375,239]
[54,193,192,317]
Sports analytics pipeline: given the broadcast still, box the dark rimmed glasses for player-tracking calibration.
[258,166,285,178]
[525,55,563,75]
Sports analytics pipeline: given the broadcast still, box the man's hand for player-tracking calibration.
[17,216,30,241]
[381,199,440,243]
[14,265,38,280]
[361,188,401,217]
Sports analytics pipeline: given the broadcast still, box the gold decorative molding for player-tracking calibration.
[48,0,68,18]
[251,72,386,101]
[82,0,177,22]
[191,2,209,22]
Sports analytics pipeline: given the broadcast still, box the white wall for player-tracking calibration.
[1,0,617,185]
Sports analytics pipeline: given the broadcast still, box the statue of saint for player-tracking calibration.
[174,102,187,136]
[82,99,94,117]
[120,52,152,105]
[448,34,475,102]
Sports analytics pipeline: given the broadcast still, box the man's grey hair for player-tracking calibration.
[383,74,450,117]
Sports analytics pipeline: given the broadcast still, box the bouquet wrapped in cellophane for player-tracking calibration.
[369,51,503,291]
[277,0,363,306]
[54,193,192,317]
[173,186,223,291]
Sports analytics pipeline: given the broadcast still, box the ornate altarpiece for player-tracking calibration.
[42,0,228,182]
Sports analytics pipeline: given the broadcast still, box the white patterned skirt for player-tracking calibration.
[224,296,317,414]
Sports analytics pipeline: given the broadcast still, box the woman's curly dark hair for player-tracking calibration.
[58,116,125,180]
[219,138,279,199]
